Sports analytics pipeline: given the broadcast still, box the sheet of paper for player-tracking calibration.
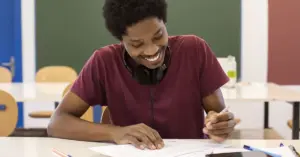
[89,140,230,157]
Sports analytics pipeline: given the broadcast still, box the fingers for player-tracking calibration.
[151,128,164,148]
[119,135,145,149]
[113,124,164,150]
[208,120,236,129]
[203,126,234,135]
[206,112,234,124]
[128,130,155,149]
[216,112,234,122]
[209,134,229,143]
[203,127,232,143]
[205,111,217,124]
[139,124,164,149]
[126,124,164,150]
[204,111,236,143]
[137,125,158,148]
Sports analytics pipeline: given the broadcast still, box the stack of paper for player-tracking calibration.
[89,140,230,157]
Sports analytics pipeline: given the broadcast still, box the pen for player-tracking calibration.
[206,106,230,127]
[220,106,229,113]
[288,145,300,157]
[280,143,284,147]
[52,148,72,157]
[243,145,281,157]
[219,106,229,114]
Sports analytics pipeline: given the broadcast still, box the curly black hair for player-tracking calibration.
[103,0,167,40]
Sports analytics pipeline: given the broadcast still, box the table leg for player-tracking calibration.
[264,101,269,129]
[54,102,59,108]
[292,102,299,139]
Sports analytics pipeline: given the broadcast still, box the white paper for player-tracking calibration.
[89,140,230,157]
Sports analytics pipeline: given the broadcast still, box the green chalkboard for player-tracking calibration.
[36,0,241,76]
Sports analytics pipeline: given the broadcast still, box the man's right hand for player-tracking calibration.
[110,123,164,150]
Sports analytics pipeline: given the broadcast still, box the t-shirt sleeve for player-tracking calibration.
[196,37,229,98]
[70,50,106,106]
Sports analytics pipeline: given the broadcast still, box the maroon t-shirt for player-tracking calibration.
[71,35,229,139]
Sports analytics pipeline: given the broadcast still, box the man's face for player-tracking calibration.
[122,17,169,69]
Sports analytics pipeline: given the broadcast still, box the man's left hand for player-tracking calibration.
[203,111,237,142]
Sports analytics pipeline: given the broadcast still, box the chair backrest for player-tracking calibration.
[0,89,18,136]
[62,83,93,122]
[101,106,112,124]
[36,66,78,82]
[0,66,12,83]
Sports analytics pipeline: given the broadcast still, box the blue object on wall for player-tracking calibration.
[16,102,24,128]
[0,0,24,127]
[93,105,102,123]
[0,105,7,111]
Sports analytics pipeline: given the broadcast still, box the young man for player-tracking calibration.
[48,0,237,150]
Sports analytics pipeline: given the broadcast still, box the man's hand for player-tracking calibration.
[110,123,164,150]
[203,111,236,142]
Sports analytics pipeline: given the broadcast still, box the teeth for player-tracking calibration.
[144,52,160,62]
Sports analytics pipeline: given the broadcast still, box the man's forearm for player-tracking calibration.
[47,112,118,142]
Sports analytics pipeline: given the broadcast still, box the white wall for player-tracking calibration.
[20,0,297,139]
[238,0,295,139]
[21,0,36,83]
[241,0,268,82]
[21,0,55,128]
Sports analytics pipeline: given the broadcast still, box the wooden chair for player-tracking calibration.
[29,82,94,122]
[29,66,77,118]
[0,66,12,82]
[101,106,112,124]
[0,89,18,136]
[287,119,294,129]
[62,83,94,122]
[35,66,78,82]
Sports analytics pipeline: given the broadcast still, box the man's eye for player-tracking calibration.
[131,43,143,48]
[153,35,163,40]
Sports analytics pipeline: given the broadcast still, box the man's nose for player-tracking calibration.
[144,45,159,55]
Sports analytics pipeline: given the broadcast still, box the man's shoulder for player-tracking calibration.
[168,34,208,60]
[94,44,122,58]
[168,34,206,47]
[93,43,123,60]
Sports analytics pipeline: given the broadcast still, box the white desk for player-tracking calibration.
[0,137,299,157]
[1,82,299,103]
[222,82,300,102]
[222,82,300,139]
[1,82,300,139]
[0,82,69,102]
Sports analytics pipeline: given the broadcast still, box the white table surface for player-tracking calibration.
[0,82,300,102]
[222,82,300,102]
[0,82,69,102]
[1,137,300,157]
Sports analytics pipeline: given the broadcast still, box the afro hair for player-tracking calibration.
[103,0,167,40]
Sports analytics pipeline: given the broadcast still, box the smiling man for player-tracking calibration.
[47,0,237,150]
